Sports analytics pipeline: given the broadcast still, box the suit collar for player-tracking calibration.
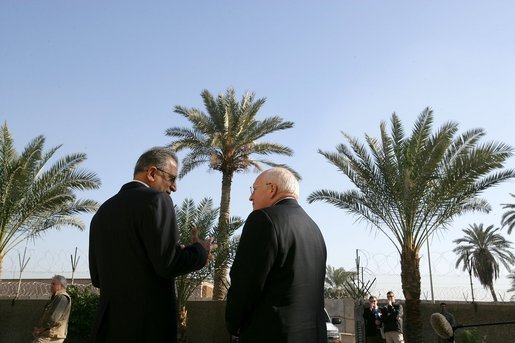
[120,181,148,191]
[273,197,298,206]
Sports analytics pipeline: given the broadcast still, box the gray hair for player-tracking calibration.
[261,167,299,197]
[134,147,178,176]
[52,275,67,288]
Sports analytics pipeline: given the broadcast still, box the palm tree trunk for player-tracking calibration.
[400,246,424,343]
[489,284,498,302]
[212,171,233,300]
[177,305,188,343]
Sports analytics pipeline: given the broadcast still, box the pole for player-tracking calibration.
[427,240,435,304]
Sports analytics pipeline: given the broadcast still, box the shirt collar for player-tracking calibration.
[132,179,150,187]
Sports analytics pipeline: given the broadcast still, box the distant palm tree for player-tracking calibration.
[324,265,354,299]
[0,122,101,275]
[501,193,515,234]
[508,270,515,301]
[453,223,515,302]
[166,88,296,300]
[307,108,515,342]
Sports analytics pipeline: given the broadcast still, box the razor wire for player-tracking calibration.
[1,247,514,301]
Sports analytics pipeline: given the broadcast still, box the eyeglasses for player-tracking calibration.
[156,167,177,183]
[387,295,394,298]
[250,183,271,195]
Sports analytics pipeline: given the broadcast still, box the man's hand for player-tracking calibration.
[191,228,217,262]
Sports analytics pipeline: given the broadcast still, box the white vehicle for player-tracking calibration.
[325,308,341,343]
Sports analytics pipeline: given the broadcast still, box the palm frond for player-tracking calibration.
[0,123,101,264]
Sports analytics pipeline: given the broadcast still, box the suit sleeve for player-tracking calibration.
[141,193,207,278]
[225,210,278,335]
[89,215,99,288]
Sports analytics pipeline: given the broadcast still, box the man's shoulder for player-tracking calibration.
[106,182,165,203]
[54,291,71,303]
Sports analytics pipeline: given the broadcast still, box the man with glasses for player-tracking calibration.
[89,146,216,343]
[363,295,385,343]
[226,167,328,343]
[381,291,404,343]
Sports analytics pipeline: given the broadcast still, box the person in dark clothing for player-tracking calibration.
[363,295,385,343]
[226,167,327,343]
[89,146,216,343]
[381,291,404,343]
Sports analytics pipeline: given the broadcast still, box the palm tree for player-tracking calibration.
[175,197,243,342]
[0,122,101,275]
[501,193,515,234]
[453,223,515,302]
[175,197,243,307]
[175,197,219,311]
[307,108,515,342]
[166,87,296,299]
[508,270,515,301]
[324,265,354,299]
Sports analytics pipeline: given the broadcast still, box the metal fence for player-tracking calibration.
[1,247,514,301]
[0,280,96,299]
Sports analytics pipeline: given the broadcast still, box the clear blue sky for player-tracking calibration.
[1,1,514,299]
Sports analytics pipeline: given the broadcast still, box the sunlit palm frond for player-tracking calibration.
[166,88,296,299]
[308,108,514,331]
[0,123,101,271]
[501,194,515,234]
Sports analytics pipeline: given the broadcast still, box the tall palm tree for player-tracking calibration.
[307,108,515,342]
[501,193,515,234]
[0,122,101,275]
[166,88,296,299]
[453,223,515,302]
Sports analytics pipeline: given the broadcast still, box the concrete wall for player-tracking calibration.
[325,299,515,343]
[0,299,48,342]
[2,298,515,342]
[185,301,230,343]
[419,301,515,342]
[0,299,229,343]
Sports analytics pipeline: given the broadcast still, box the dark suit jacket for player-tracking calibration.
[381,303,403,333]
[225,198,327,343]
[88,181,208,343]
[363,307,382,337]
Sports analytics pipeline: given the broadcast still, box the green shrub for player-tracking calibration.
[66,285,99,339]
[459,328,483,343]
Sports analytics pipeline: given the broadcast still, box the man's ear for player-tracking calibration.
[146,166,158,182]
[269,183,278,197]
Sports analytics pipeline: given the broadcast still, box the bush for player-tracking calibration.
[66,285,99,340]
[459,328,484,343]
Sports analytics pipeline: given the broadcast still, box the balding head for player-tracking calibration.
[249,167,299,210]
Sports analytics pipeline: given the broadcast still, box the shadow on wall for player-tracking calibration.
[2,298,515,343]
[0,299,230,343]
